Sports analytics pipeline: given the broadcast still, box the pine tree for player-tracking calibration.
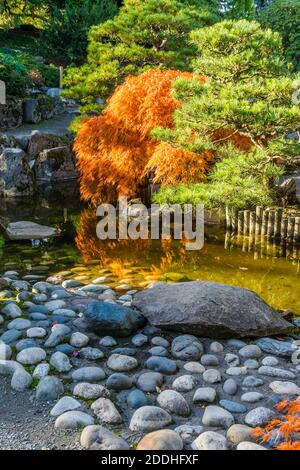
[63,0,219,108]
[259,0,300,70]
[153,20,300,210]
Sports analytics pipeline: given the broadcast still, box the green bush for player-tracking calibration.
[259,0,300,70]
[0,49,59,96]
[40,0,118,65]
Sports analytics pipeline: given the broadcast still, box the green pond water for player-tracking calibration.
[0,196,300,315]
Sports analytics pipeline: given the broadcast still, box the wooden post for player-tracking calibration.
[274,208,283,239]
[243,210,250,236]
[281,218,288,240]
[224,230,231,250]
[231,210,238,233]
[59,66,64,89]
[287,217,295,242]
[267,210,275,238]
[294,217,300,243]
[225,206,231,231]
[237,211,244,235]
[255,206,263,236]
[249,211,256,235]
[261,210,269,238]
[0,80,6,105]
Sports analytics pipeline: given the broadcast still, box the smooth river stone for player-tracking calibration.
[107,354,138,372]
[244,407,275,427]
[192,431,228,451]
[202,405,234,428]
[16,347,46,365]
[72,367,106,382]
[80,425,130,450]
[137,372,164,392]
[157,390,190,417]
[171,335,203,361]
[146,356,177,375]
[55,411,94,429]
[129,406,172,432]
[91,398,122,424]
[137,430,183,451]
[258,366,295,380]
[269,381,300,395]
[219,400,247,414]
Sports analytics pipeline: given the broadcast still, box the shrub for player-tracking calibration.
[0,49,58,96]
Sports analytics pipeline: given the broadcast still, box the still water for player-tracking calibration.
[0,196,300,315]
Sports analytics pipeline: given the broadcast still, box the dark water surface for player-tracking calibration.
[0,195,300,314]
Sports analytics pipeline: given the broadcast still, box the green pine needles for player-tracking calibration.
[63,0,219,107]
[153,20,300,210]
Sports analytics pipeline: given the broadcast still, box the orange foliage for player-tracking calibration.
[74,69,209,205]
[213,128,253,152]
[147,143,213,185]
[252,399,300,451]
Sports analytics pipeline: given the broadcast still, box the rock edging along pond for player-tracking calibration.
[0,130,78,197]
[0,271,299,450]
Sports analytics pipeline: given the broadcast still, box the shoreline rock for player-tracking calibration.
[133,281,294,338]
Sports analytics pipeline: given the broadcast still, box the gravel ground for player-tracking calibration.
[0,378,81,450]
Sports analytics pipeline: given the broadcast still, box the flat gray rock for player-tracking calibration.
[6,221,57,240]
[133,281,293,338]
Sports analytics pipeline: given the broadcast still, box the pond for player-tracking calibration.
[0,193,300,315]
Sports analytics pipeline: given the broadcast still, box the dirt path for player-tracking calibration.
[0,378,81,450]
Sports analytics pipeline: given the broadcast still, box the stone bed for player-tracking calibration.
[0,273,299,451]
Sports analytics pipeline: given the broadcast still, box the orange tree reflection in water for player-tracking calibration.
[74,208,300,312]
[75,208,187,282]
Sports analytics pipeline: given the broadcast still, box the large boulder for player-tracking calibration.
[132,281,294,339]
[84,301,146,337]
[0,148,34,197]
[5,221,57,240]
[23,96,66,124]
[34,146,78,182]
[27,131,69,158]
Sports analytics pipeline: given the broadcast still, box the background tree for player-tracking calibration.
[259,0,300,70]
[74,69,212,205]
[221,1,256,18]
[0,1,63,27]
[40,0,118,64]
[153,20,300,210]
[63,0,219,108]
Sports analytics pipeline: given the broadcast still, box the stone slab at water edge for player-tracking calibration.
[5,221,58,241]
[132,281,294,338]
